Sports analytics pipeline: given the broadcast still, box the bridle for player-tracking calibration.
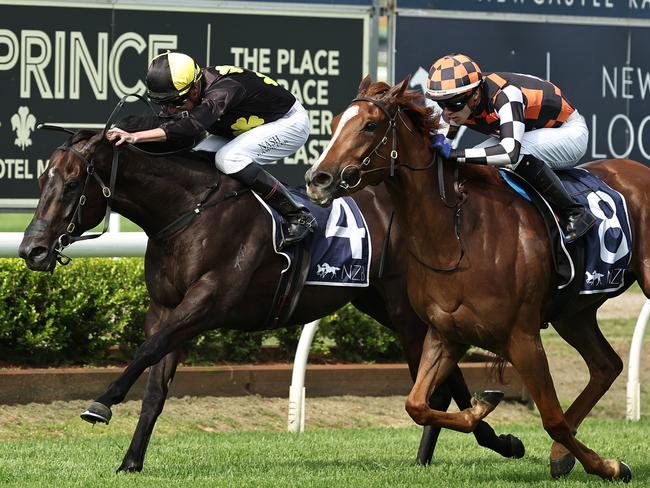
[35,94,158,265]
[50,136,119,265]
[344,95,467,272]
[344,96,466,207]
[338,96,401,190]
[36,94,237,265]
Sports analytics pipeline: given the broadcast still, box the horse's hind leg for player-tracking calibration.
[507,326,630,482]
[404,326,503,432]
[117,303,181,473]
[547,306,623,478]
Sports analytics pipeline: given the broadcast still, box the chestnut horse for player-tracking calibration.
[18,129,522,472]
[305,77,650,482]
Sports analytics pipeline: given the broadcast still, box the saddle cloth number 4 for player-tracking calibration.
[325,199,366,259]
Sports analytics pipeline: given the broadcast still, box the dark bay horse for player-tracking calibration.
[18,130,522,472]
[305,77,650,482]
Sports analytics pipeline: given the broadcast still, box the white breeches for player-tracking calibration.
[193,100,310,174]
[475,110,589,169]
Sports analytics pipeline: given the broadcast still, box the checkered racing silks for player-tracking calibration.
[453,72,576,166]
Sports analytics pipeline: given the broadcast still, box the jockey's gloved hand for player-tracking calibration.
[430,134,453,159]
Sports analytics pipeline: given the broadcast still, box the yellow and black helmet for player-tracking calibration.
[426,54,482,101]
[146,52,202,104]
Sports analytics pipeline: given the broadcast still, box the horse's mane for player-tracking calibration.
[62,123,218,178]
[69,129,99,146]
[363,81,440,135]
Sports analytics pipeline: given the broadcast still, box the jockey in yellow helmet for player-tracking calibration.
[107,52,315,248]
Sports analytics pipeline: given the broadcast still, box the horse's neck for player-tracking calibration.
[389,140,461,265]
[107,151,236,235]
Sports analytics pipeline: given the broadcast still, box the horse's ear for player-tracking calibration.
[358,75,373,96]
[385,75,412,105]
[394,75,411,98]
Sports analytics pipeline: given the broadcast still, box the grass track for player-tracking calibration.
[0,421,649,487]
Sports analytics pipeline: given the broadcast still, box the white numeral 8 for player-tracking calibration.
[586,191,629,264]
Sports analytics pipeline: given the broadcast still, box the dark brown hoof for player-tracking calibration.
[618,461,632,483]
[480,390,504,408]
[80,402,112,424]
[499,434,525,459]
[550,452,575,479]
[117,461,143,474]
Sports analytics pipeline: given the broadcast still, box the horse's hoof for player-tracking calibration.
[414,456,431,466]
[617,461,632,483]
[478,390,504,409]
[499,434,525,459]
[117,462,142,474]
[550,452,576,479]
[80,402,112,424]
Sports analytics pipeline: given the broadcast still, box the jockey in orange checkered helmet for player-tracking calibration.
[425,53,594,243]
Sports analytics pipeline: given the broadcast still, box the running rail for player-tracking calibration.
[627,299,650,420]
[288,320,320,433]
[0,231,147,257]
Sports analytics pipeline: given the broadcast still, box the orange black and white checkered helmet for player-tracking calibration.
[426,54,483,101]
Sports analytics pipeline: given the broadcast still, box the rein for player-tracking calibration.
[149,175,249,241]
[349,96,467,272]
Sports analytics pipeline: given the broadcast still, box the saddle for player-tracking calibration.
[499,169,585,321]
[500,167,633,321]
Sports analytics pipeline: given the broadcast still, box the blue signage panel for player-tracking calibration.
[0,2,366,207]
[395,15,650,165]
[397,0,650,19]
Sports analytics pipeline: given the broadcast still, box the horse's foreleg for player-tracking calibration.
[117,304,180,473]
[507,327,631,482]
[547,308,623,478]
[404,326,503,432]
[118,348,181,473]
[81,273,222,423]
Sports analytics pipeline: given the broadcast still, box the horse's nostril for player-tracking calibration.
[28,246,49,263]
[312,171,334,189]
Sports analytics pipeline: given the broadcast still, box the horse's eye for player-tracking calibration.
[64,180,81,192]
[363,121,377,132]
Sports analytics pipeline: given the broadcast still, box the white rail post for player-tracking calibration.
[288,320,320,433]
[626,299,650,421]
[108,212,121,233]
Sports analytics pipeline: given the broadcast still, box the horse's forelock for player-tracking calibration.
[361,81,439,135]
[365,81,391,98]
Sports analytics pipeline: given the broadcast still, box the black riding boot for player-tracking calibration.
[515,156,595,242]
[231,163,316,247]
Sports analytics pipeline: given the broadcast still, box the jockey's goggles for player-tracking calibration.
[436,89,476,112]
[166,93,190,107]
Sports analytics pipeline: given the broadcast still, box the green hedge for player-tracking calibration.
[0,258,403,366]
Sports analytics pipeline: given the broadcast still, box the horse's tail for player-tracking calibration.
[488,354,509,385]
